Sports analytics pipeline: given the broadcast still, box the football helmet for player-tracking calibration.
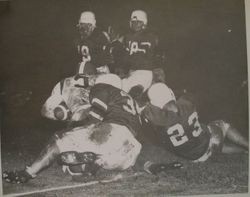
[130,10,147,32]
[78,11,96,38]
[147,83,176,109]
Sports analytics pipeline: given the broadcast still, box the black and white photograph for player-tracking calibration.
[0,0,249,196]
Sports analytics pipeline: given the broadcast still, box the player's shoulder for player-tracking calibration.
[91,28,109,43]
[142,103,179,127]
[176,93,197,116]
[177,93,196,106]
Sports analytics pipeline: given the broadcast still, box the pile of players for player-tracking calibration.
[3,10,248,184]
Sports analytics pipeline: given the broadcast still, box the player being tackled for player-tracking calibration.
[3,74,142,184]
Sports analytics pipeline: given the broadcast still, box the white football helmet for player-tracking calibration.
[78,11,96,38]
[95,74,122,89]
[79,11,96,26]
[148,83,176,109]
[130,10,147,31]
[131,10,147,25]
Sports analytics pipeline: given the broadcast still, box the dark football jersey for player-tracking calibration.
[124,30,158,70]
[105,40,127,72]
[88,83,141,136]
[76,28,110,68]
[142,96,210,160]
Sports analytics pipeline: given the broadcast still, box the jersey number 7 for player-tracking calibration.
[166,112,202,147]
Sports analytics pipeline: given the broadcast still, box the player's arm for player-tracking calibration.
[93,31,112,69]
[41,80,72,121]
[41,82,64,120]
[86,84,110,124]
[176,93,196,117]
[120,35,132,70]
[142,103,179,127]
[152,34,164,68]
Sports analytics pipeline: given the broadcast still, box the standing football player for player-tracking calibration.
[122,10,165,99]
[76,11,111,75]
[141,83,248,167]
[3,74,142,184]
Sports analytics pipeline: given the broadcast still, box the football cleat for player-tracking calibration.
[144,161,183,175]
[3,170,33,184]
[58,151,99,166]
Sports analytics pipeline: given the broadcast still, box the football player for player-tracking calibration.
[141,83,248,163]
[3,74,142,184]
[76,11,111,74]
[41,62,97,123]
[122,10,165,99]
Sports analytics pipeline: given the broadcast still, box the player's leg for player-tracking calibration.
[94,123,142,170]
[3,126,93,184]
[122,70,153,95]
[58,123,141,178]
[26,134,60,177]
[26,126,93,177]
[3,131,62,183]
[65,122,141,171]
[57,124,102,178]
[222,122,248,150]
[192,122,225,162]
[222,141,248,153]
[209,120,248,154]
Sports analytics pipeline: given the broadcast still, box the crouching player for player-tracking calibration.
[3,74,142,184]
[142,83,248,174]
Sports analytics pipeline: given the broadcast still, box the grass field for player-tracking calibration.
[0,0,249,196]
[1,118,249,197]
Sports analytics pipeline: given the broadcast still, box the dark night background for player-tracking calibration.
[0,0,248,141]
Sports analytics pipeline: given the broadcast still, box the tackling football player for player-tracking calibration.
[141,83,248,173]
[3,74,142,184]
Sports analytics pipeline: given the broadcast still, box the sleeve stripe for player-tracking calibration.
[89,111,104,121]
[91,98,108,111]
